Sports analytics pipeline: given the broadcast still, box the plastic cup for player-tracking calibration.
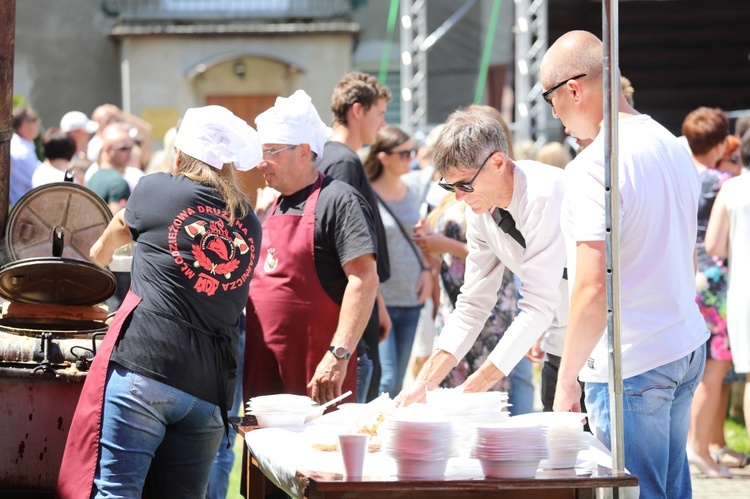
[338,433,368,478]
[109,243,134,272]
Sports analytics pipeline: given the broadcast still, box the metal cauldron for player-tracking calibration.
[0,181,115,492]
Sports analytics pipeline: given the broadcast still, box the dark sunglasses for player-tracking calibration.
[542,73,587,107]
[387,148,416,160]
[437,150,498,193]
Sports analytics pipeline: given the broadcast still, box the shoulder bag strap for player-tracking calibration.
[376,194,428,271]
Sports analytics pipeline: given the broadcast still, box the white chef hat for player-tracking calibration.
[255,90,332,158]
[174,105,262,171]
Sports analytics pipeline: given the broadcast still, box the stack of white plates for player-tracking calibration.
[471,421,548,478]
[511,413,589,469]
[426,389,511,457]
[246,394,314,428]
[381,410,455,479]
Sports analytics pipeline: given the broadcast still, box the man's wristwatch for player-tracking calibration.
[329,345,351,360]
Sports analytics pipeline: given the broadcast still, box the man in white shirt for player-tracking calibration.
[542,31,707,498]
[396,107,568,408]
[10,106,42,205]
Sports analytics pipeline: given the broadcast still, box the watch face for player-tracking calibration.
[331,346,350,359]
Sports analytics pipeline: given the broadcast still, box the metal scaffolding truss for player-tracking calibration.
[400,0,429,131]
[513,0,548,143]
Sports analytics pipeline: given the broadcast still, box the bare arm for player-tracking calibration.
[461,360,507,392]
[553,241,607,413]
[90,210,134,267]
[376,291,391,342]
[414,229,469,259]
[705,190,730,260]
[394,348,459,407]
[308,253,379,404]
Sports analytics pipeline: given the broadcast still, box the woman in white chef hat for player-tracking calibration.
[58,106,263,499]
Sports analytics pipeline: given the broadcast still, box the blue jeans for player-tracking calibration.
[356,352,374,403]
[208,320,245,499]
[94,363,224,499]
[378,305,422,396]
[585,343,705,499]
[508,355,534,415]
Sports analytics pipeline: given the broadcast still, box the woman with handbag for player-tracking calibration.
[365,126,433,396]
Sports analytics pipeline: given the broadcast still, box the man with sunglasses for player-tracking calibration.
[86,121,134,215]
[542,31,707,498]
[396,107,569,412]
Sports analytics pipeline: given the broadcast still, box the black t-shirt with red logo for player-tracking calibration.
[110,173,262,408]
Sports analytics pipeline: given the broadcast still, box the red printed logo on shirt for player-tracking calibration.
[168,206,256,296]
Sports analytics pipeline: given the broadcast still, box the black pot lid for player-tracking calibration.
[5,182,112,262]
[0,257,116,306]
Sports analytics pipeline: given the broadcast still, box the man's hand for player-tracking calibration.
[393,349,458,407]
[307,352,347,405]
[393,379,431,408]
[553,378,582,413]
[526,337,545,363]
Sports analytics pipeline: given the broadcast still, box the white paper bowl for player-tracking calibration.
[540,449,581,469]
[253,411,308,428]
[395,458,449,479]
[480,458,540,479]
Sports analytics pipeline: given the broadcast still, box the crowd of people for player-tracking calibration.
[6,28,744,499]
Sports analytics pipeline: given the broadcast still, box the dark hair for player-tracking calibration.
[681,107,729,156]
[12,106,34,132]
[42,127,76,161]
[364,126,411,181]
[331,72,392,126]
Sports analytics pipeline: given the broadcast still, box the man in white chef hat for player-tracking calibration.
[242,89,380,408]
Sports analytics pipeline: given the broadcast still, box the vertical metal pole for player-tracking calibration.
[0,0,16,237]
[400,0,414,130]
[603,0,625,481]
[513,0,547,144]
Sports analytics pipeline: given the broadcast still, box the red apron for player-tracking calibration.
[56,290,142,499]
[244,172,356,401]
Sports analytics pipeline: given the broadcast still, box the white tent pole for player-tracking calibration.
[602,0,626,481]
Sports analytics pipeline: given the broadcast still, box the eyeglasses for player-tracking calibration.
[542,73,587,107]
[387,148,416,160]
[112,145,133,152]
[262,144,296,160]
[437,150,498,193]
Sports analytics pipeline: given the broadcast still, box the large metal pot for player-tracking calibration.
[0,180,115,492]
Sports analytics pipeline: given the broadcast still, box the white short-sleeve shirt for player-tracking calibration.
[561,114,708,383]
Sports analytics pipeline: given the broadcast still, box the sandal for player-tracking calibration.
[710,445,750,468]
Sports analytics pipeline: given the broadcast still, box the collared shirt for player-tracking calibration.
[436,161,569,376]
[9,133,41,205]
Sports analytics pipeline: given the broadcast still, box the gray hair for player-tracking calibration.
[433,108,508,176]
